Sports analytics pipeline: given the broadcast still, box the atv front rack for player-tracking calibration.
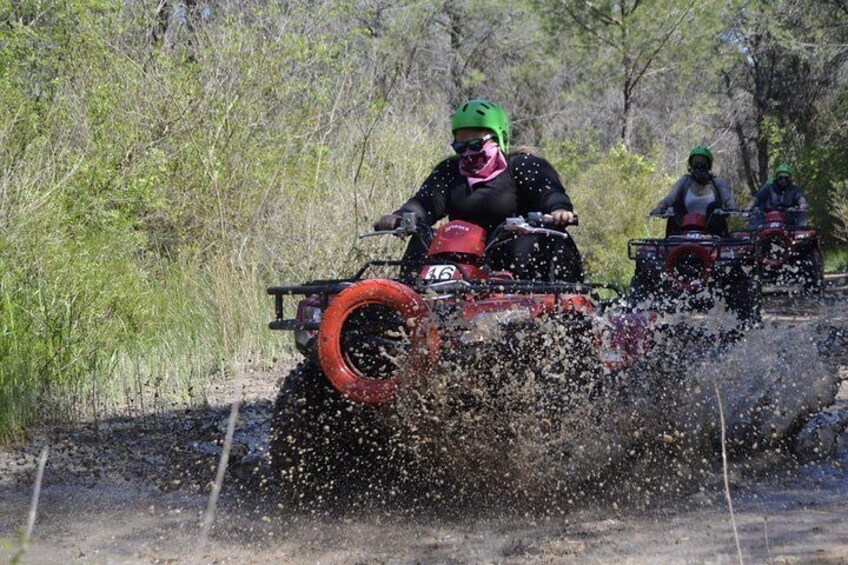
[267,263,602,331]
[628,235,758,261]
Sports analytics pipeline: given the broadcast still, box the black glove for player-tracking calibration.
[374,214,401,231]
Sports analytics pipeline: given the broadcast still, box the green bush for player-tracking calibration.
[824,248,848,274]
[0,0,447,439]
[565,145,671,287]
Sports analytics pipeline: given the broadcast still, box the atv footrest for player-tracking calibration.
[269,320,320,331]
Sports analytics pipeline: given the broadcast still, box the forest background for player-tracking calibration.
[2,0,848,440]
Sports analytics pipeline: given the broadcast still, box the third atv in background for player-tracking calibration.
[628,209,761,323]
[732,207,824,294]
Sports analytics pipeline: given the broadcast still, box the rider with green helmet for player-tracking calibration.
[745,163,809,227]
[374,99,582,282]
[651,145,737,236]
[450,98,512,153]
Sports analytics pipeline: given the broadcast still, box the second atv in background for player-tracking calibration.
[628,209,761,323]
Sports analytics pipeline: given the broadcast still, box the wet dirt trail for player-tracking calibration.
[1,276,847,564]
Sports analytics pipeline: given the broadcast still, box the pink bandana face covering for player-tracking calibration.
[459,144,508,188]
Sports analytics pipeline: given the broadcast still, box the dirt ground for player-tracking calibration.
[1,276,847,564]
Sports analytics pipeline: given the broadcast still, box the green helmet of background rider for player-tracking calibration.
[688,145,714,170]
[451,99,511,153]
[775,163,796,179]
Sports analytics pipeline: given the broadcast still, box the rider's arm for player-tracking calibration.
[393,158,454,225]
[796,189,809,211]
[510,153,576,226]
[511,153,573,213]
[715,178,737,210]
[745,186,769,211]
[652,177,686,214]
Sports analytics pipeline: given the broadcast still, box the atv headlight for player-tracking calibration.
[295,304,322,351]
[637,247,658,259]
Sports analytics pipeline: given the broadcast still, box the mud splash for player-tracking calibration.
[1,295,846,563]
[379,304,843,511]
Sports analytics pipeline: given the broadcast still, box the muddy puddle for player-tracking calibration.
[1,285,847,563]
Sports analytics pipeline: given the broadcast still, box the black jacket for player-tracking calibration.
[396,153,573,234]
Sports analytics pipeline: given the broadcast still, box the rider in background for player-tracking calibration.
[650,146,736,237]
[744,163,809,228]
[374,99,582,282]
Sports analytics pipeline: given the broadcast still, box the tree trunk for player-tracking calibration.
[621,18,633,149]
[754,59,770,186]
[444,2,465,104]
[722,70,757,194]
[622,83,633,149]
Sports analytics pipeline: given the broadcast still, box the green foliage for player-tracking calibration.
[0,0,448,439]
[1,245,124,436]
[544,139,598,181]
[2,0,848,441]
[534,0,721,148]
[568,146,671,285]
[824,247,848,274]
[830,180,848,245]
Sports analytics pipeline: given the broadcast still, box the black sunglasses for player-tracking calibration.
[451,133,495,154]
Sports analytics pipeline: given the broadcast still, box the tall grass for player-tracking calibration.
[0,1,447,439]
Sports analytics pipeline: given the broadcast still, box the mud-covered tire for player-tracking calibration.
[268,362,398,505]
[723,272,761,325]
[801,249,824,295]
[629,270,659,308]
[270,362,339,496]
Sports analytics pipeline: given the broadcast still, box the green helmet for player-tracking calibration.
[775,163,796,178]
[688,146,714,170]
[451,99,510,153]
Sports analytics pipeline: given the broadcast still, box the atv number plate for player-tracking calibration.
[422,265,458,281]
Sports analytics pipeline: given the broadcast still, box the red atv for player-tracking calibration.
[628,209,761,323]
[731,207,824,294]
[267,213,657,497]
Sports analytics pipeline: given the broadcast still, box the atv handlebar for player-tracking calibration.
[483,213,577,253]
[526,211,580,227]
[503,213,577,239]
[362,211,578,241]
[712,208,751,218]
[648,209,675,219]
[649,208,750,219]
[361,212,421,239]
[765,206,806,213]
